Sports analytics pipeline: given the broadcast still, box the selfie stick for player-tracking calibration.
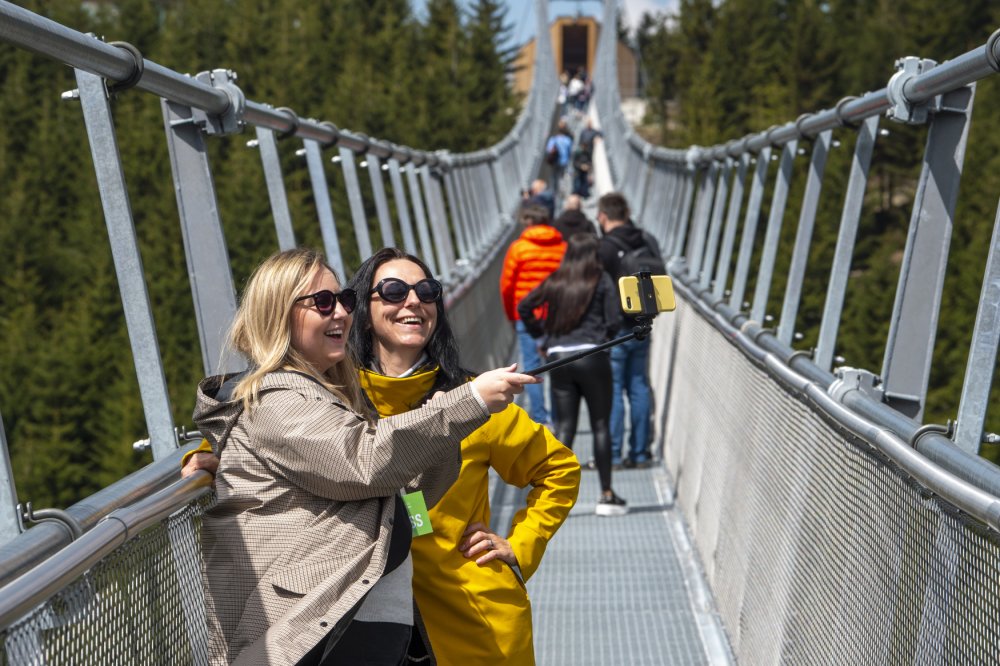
[523,316,653,377]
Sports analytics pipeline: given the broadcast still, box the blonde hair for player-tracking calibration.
[227,248,364,414]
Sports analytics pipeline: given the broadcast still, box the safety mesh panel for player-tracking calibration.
[653,297,1000,664]
[1,495,212,666]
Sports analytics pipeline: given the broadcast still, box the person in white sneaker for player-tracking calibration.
[518,234,628,517]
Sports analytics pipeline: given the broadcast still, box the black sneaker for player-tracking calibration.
[623,458,654,470]
[595,492,628,516]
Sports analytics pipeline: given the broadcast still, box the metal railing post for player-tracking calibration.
[161,99,240,376]
[712,154,750,301]
[699,158,733,290]
[254,126,296,250]
[338,145,373,262]
[815,115,880,371]
[728,146,772,311]
[777,130,831,346]
[77,69,177,460]
[880,84,975,420]
[954,201,1000,453]
[387,157,418,256]
[406,163,438,275]
[365,153,396,249]
[302,140,346,278]
[750,139,798,323]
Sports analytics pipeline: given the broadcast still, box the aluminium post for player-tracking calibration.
[777,130,832,346]
[406,164,438,275]
[420,165,454,283]
[699,158,733,290]
[0,416,18,546]
[713,153,750,301]
[254,126,295,250]
[387,158,418,256]
[815,115,880,371]
[442,169,471,262]
[750,139,798,323]
[880,84,975,421]
[78,69,177,460]
[338,146,373,262]
[302,140,346,278]
[670,169,697,259]
[954,200,1000,454]
[161,102,240,376]
[365,154,396,249]
[686,162,719,279]
[728,145,772,312]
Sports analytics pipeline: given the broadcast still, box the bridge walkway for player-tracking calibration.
[488,106,732,665]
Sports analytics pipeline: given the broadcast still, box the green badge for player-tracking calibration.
[402,490,432,537]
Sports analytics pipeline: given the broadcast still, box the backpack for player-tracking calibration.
[607,230,666,278]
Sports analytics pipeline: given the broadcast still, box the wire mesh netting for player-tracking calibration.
[654,298,1000,664]
[1,496,212,666]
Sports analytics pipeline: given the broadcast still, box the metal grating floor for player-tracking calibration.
[491,399,732,665]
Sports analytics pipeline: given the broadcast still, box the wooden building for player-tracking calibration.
[512,16,640,99]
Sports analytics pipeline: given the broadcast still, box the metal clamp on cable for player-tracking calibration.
[192,69,246,136]
[106,40,144,95]
[986,28,1000,73]
[834,96,860,128]
[909,420,953,449]
[274,107,299,140]
[18,502,84,541]
[886,56,940,124]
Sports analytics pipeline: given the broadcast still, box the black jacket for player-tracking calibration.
[517,272,622,350]
[598,221,650,329]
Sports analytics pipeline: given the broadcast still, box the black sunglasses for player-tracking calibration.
[370,277,443,304]
[294,289,357,315]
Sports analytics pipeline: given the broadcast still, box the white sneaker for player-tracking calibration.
[595,492,628,516]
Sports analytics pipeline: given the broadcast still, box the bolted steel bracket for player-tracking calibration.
[828,367,885,403]
[192,69,246,136]
[886,56,940,125]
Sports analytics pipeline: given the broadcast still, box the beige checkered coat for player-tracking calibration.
[193,370,488,665]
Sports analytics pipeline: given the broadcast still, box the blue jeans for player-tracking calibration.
[610,331,651,464]
[515,320,549,423]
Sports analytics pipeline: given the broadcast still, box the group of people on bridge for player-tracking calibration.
[180,184,662,664]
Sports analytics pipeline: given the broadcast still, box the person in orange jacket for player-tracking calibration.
[499,201,567,424]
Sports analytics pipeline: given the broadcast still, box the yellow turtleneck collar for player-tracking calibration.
[358,366,439,417]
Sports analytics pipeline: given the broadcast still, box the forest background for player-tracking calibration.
[2,0,1000,510]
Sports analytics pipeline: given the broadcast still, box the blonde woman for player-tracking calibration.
[191,248,538,665]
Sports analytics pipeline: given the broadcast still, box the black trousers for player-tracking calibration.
[548,350,614,492]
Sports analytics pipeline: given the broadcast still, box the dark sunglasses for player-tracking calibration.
[294,289,357,315]
[370,277,443,304]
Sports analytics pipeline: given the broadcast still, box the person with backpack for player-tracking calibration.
[544,119,573,197]
[595,192,666,469]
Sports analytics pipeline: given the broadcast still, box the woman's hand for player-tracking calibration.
[459,521,518,567]
[470,364,541,413]
[182,451,220,478]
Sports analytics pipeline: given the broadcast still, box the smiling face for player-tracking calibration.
[290,268,351,374]
[370,259,439,374]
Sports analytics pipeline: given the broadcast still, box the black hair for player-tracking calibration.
[598,192,629,222]
[346,248,472,396]
[536,234,603,335]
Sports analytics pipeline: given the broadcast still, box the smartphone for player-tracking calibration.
[619,274,675,316]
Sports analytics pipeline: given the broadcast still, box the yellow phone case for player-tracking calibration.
[618,275,676,314]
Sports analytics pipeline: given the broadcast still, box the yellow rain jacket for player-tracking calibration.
[360,367,580,666]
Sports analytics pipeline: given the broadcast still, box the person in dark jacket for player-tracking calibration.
[518,235,627,516]
[596,192,655,469]
[553,196,598,241]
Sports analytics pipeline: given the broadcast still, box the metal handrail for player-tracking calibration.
[0,444,199,588]
[0,470,213,631]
